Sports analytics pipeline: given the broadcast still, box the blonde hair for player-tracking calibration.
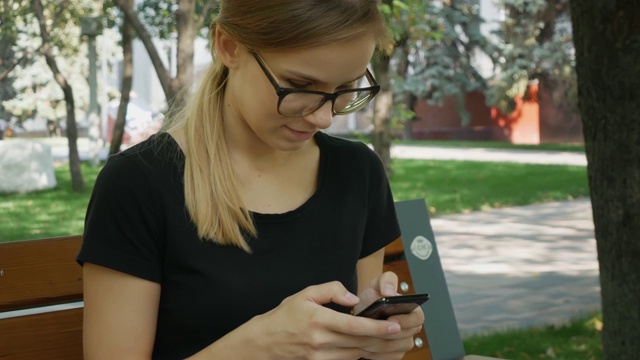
[165,0,393,251]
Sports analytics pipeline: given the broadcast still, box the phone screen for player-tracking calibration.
[355,293,429,320]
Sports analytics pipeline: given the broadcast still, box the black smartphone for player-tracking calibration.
[355,293,430,320]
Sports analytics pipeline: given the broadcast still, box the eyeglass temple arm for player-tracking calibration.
[250,51,282,91]
[365,68,378,86]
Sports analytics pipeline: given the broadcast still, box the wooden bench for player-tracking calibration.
[389,199,501,360]
[0,199,499,359]
[0,235,83,359]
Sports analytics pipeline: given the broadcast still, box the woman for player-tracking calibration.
[78,0,424,358]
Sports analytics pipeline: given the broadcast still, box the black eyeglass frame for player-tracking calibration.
[250,50,380,118]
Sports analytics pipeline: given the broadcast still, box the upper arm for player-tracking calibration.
[83,262,161,360]
[356,246,386,296]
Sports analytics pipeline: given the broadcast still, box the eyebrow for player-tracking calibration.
[283,69,366,87]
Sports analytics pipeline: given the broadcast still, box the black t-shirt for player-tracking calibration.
[77,131,400,359]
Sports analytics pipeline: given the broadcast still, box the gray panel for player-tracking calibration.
[395,199,465,360]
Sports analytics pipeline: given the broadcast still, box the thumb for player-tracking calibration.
[303,281,360,308]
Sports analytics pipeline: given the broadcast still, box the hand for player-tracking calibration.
[353,272,426,359]
[355,271,401,315]
[249,281,411,360]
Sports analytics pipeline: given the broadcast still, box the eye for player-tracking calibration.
[287,79,311,89]
[337,81,358,91]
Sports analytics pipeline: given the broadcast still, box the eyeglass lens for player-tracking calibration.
[279,90,372,117]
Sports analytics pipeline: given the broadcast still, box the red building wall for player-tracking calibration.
[410,84,583,144]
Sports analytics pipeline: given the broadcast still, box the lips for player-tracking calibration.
[287,127,316,141]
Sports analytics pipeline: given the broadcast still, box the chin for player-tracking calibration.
[275,140,309,152]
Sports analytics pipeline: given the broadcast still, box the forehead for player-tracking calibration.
[259,36,376,84]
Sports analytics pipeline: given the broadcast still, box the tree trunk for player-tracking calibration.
[570,2,640,359]
[114,0,215,110]
[370,54,393,177]
[395,42,414,141]
[114,0,175,102]
[537,74,583,143]
[33,0,85,191]
[110,0,133,156]
[170,0,196,110]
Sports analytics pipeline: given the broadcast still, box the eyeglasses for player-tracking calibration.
[250,51,380,118]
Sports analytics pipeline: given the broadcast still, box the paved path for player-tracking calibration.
[44,137,588,166]
[391,145,587,166]
[431,199,599,336]
[388,145,598,335]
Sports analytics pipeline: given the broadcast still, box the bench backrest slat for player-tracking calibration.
[0,235,83,311]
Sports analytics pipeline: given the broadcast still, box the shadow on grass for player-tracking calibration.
[0,162,103,242]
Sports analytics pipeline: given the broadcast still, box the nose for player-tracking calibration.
[302,101,333,130]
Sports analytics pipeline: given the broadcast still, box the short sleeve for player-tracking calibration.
[359,148,401,258]
[76,154,164,283]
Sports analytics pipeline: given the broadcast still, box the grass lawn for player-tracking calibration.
[1,159,589,242]
[0,162,101,242]
[390,159,588,216]
[463,312,603,360]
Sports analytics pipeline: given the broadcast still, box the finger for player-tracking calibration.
[326,312,402,337]
[372,324,424,341]
[360,335,417,356]
[377,271,399,297]
[388,306,425,328]
[361,271,399,301]
[302,281,361,307]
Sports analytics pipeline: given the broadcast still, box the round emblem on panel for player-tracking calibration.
[410,235,433,260]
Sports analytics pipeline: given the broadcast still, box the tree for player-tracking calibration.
[0,0,37,123]
[32,0,92,191]
[3,0,120,134]
[569,2,640,359]
[397,0,487,124]
[113,0,218,109]
[488,0,576,116]
[0,0,19,121]
[109,0,133,155]
[372,0,488,176]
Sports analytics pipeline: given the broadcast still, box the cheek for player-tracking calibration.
[236,71,278,114]
[255,83,280,116]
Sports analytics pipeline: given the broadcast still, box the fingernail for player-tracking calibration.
[345,291,359,302]
[383,284,395,295]
[388,323,401,333]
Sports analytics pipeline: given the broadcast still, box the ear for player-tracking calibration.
[215,28,241,69]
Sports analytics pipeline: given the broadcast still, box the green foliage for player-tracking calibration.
[390,102,416,130]
[0,2,18,119]
[136,0,178,39]
[41,0,96,57]
[487,0,576,114]
[385,0,489,126]
[1,0,111,125]
[0,1,21,47]
[382,0,577,120]
[136,0,219,39]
